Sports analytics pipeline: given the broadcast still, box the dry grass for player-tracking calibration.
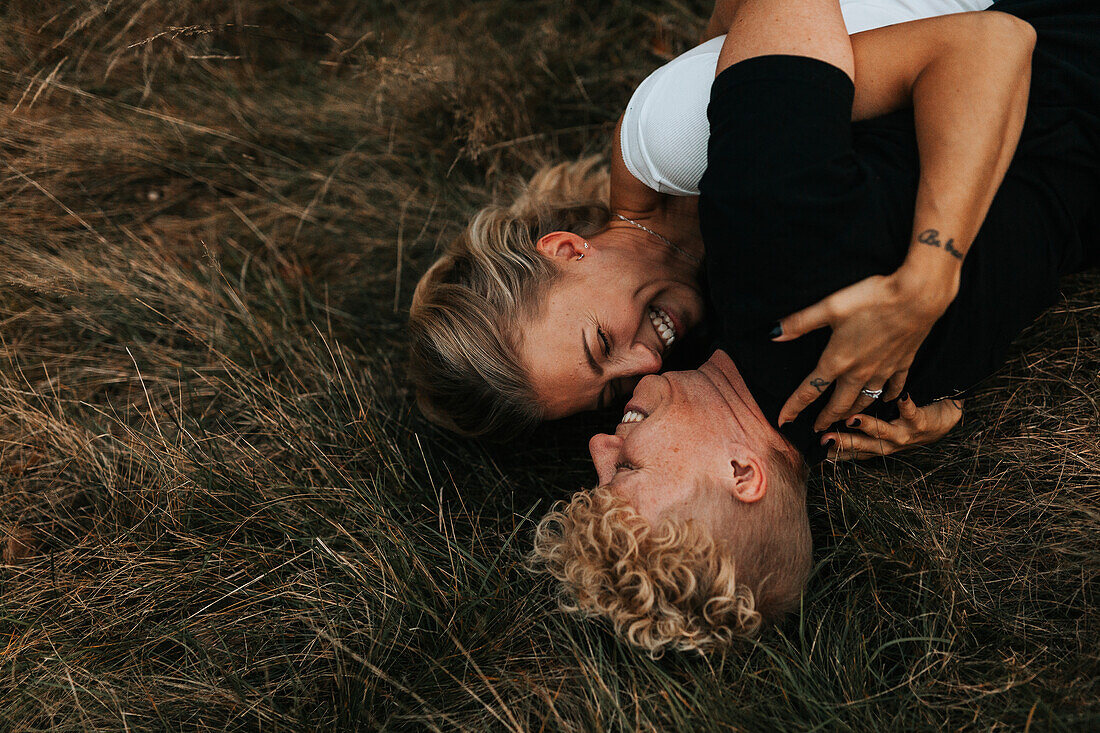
[0,0,1096,730]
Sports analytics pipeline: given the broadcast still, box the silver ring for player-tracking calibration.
[860,388,884,399]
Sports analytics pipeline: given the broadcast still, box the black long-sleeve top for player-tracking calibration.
[699,0,1100,462]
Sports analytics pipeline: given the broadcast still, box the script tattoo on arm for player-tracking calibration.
[917,229,964,260]
[809,377,830,393]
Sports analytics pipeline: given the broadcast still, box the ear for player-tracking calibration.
[536,231,586,260]
[726,446,767,503]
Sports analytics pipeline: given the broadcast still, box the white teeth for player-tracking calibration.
[621,410,646,424]
[648,307,677,349]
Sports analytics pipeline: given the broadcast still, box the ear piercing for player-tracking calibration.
[575,241,590,261]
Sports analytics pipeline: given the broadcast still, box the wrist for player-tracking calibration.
[893,256,961,315]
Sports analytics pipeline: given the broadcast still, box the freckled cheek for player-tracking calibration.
[655,486,683,512]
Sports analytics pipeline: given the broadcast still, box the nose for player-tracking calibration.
[589,433,624,486]
[633,373,664,399]
[613,342,662,380]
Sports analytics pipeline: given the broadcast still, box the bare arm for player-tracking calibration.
[773,10,1035,430]
[698,0,1035,430]
[849,12,1035,297]
[708,2,1031,288]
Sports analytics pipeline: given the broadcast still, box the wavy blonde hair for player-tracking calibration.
[530,452,811,656]
[409,158,610,438]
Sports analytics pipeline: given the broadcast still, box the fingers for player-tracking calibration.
[813,377,865,432]
[846,414,908,443]
[849,393,876,415]
[822,431,899,461]
[882,369,909,402]
[772,301,832,343]
[848,378,889,416]
[897,393,921,422]
[824,404,927,460]
[778,371,835,426]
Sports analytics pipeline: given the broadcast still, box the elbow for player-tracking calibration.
[1007,14,1037,57]
[1013,13,1037,45]
[983,11,1036,63]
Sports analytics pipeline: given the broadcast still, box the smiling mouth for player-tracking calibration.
[621,408,647,424]
[648,306,677,350]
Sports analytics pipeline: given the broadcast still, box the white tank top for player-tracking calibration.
[620,0,994,196]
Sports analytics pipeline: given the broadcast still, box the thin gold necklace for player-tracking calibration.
[612,213,701,265]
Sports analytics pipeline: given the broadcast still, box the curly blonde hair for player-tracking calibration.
[530,452,811,656]
[408,157,610,439]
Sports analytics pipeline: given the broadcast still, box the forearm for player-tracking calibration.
[898,13,1036,305]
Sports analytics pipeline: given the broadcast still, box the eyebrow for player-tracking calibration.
[582,332,604,377]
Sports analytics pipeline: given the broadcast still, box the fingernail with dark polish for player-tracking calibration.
[850,418,861,427]
[822,438,835,448]
[900,393,910,402]
[769,323,783,339]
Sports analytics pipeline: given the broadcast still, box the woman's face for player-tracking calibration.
[518,229,705,419]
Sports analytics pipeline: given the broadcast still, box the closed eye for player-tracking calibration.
[614,462,635,471]
[597,327,611,358]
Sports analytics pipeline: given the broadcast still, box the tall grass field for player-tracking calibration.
[0,1,1096,729]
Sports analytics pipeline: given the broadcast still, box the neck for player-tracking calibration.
[700,350,794,458]
[658,196,705,261]
[611,198,705,266]
[700,350,760,417]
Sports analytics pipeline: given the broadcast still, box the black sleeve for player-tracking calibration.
[699,55,900,338]
[700,49,1100,464]
[698,55,904,462]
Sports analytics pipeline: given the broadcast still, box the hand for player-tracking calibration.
[776,266,958,431]
[821,396,963,460]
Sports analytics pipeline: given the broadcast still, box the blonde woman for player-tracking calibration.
[409,0,1008,441]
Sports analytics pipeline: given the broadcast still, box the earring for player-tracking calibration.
[574,253,585,261]
[583,241,590,249]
